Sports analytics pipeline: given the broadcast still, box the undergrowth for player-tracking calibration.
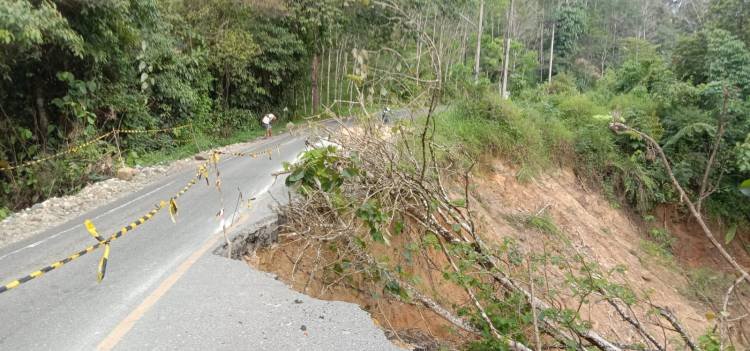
[430,84,672,219]
[432,81,750,231]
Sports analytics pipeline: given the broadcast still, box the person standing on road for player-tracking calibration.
[381,107,391,124]
[262,113,276,138]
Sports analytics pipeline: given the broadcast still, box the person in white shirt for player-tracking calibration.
[262,113,276,138]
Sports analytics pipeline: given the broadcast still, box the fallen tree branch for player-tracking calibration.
[654,306,701,351]
[604,297,665,351]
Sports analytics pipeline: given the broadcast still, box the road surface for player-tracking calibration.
[0,128,398,350]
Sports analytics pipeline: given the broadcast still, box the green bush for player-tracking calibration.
[435,91,572,178]
[556,93,606,123]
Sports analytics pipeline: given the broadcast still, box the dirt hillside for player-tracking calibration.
[252,155,750,349]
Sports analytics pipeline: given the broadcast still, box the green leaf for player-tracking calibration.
[451,223,462,233]
[450,198,466,207]
[725,224,737,245]
[287,169,305,182]
[663,122,716,147]
[423,232,440,249]
[393,220,404,235]
[342,167,358,178]
[371,229,385,244]
[741,179,750,197]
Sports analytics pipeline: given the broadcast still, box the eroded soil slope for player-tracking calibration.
[251,157,750,349]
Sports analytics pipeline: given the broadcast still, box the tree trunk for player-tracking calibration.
[335,44,342,105]
[696,90,729,213]
[224,64,231,108]
[311,53,320,114]
[548,22,555,84]
[416,14,422,81]
[539,15,544,82]
[326,47,332,106]
[461,23,469,66]
[500,0,513,99]
[342,47,348,104]
[303,82,308,115]
[474,0,484,82]
[34,80,49,150]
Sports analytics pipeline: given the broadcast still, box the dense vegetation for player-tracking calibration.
[436,1,750,230]
[4,0,747,223]
[2,0,750,348]
[1,0,749,241]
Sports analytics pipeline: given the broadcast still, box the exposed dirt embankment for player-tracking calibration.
[655,204,750,271]
[472,162,747,342]
[247,145,749,349]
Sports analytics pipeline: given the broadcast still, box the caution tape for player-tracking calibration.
[0,171,201,294]
[115,124,192,134]
[0,124,191,172]
[0,131,114,171]
[0,144,279,294]
[0,205,161,294]
[214,144,281,160]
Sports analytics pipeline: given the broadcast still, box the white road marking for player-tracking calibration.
[0,180,176,261]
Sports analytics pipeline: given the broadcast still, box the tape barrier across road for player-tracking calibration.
[0,165,202,294]
[0,124,191,172]
[115,124,192,135]
[0,141,284,294]
[214,145,281,159]
[0,132,114,171]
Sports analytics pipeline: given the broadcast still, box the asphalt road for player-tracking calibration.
[0,128,398,350]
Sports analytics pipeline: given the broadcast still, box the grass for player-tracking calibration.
[639,226,678,270]
[132,105,365,168]
[639,239,678,270]
[429,93,573,179]
[132,125,286,167]
[679,267,736,305]
[524,213,561,236]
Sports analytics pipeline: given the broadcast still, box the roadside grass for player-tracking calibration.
[132,124,289,167]
[132,106,371,168]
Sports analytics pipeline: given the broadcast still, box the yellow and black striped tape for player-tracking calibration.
[0,124,191,172]
[84,219,110,282]
[115,124,191,134]
[214,145,281,160]
[0,131,114,171]
[0,206,161,294]
[0,173,200,294]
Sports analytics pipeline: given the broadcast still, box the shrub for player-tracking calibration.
[436,91,572,177]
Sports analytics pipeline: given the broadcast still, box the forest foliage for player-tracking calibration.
[1,0,749,229]
[2,0,750,348]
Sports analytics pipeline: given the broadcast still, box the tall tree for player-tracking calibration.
[548,19,555,84]
[708,0,750,45]
[500,0,513,98]
[474,0,484,82]
[285,0,344,114]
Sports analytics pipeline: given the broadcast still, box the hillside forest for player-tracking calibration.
[2,0,750,349]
